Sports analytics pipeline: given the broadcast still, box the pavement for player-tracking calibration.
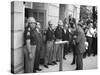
[37,53,97,73]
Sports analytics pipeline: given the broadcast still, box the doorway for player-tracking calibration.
[25,8,46,29]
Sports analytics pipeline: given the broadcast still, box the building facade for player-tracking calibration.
[11,1,80,73]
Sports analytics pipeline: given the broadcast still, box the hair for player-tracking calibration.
[72,18,76,25]
[63,18,68,25]
[69,18,76,29]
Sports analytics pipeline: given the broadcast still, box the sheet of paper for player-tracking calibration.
[55,41,69,44]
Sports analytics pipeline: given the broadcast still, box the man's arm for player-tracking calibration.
[26,39,31,54]
[75,32,82,44]
[26,32,32,59]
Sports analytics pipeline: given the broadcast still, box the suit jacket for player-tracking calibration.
[46,28,54,42]
[54,26,63,40]
[62,29,69,41]
[75,25,86,54]
[33,29,43,47]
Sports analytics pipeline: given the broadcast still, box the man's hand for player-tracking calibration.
[73,40,76,45]
[29,53,33,60]
[73,35,77,39]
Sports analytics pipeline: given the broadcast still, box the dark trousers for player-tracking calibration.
[87,36,93,56]
[76,53,83,70]
[63,43,69,58]
[83,50,88,58]
[71,44,76,64]
[92,37,97,55]
[34,45,41,70]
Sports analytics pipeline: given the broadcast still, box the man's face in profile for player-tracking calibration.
[70,24,76,33]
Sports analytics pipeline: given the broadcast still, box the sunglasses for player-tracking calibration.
[28,22,36,25]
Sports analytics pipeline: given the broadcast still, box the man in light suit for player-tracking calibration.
[54,20,63,62]
[44,20,55,68]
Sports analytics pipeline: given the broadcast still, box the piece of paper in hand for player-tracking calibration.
[55,41,69,44]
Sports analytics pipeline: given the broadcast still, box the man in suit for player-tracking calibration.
[44,20,55,68]
[54,20,63,61]
[24,17,37,73]
[62,24,69,60]
[70,22,86,70]
[33,22,43,72]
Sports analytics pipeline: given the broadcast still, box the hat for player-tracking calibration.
[27,17,36,23]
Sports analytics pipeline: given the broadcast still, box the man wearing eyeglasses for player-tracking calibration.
[44,20,55,68]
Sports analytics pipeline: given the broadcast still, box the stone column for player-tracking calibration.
[11,1,25,74]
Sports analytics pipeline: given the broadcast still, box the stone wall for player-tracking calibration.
[11,1,25,73]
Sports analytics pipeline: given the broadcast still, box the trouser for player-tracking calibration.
[92,37,97,55]
[71,44,76,64]
[34,44,42,70]
[40,43,46,65]
[52,44,57,62]
[56,43,62,61]
[44,41,53,65]
[24,45,36,73]
[83,50,88,58]
[76,53,83,70]
[87,36,93,56]
[54,39,62,61]
[63,43,69,58]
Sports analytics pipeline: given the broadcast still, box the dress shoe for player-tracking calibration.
[33,70,37,73]
[93,54,96,56]
[63,57,66,60]
[88,54,91,57]
[48,63,55,65]
[83,56,86,59]
[56,60,60,62]
[71,62,75,65]
[52,61,57,65]
[75,68,78,70]
[75,67,83,70]
[36,68,42,71]
[44,65,48,68]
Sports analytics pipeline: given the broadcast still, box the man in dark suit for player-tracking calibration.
[69,18,77,65]
[62,24,69,60]
[33,22,43,72]
[70,23,86,70]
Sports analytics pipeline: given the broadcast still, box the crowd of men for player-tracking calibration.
[23,15,97,73]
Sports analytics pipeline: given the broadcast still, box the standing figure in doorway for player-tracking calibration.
[24,17,37,73]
